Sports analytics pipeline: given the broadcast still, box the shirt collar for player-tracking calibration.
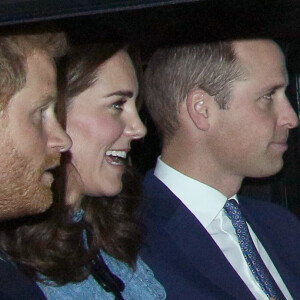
[154,156,237,228]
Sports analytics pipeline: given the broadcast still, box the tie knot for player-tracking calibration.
[224,199,243,222]
[224,199,239,211]
[226,199,238,206]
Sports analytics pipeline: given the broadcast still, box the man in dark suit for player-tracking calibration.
[141,39,300,299]
[0,30,72,299]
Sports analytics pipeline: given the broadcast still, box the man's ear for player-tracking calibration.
[186,89,212,131]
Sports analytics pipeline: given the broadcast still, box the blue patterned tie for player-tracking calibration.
[224,199,285,300]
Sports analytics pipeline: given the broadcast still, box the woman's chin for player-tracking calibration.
[88,183,123,198]
[104,185,123,197]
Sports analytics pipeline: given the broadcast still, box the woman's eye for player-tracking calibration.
[112,99,126,111]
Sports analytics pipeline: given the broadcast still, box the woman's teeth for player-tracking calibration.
[105,150,127,166]
[105,150,127,158]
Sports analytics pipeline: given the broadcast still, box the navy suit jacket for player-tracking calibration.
[0,259,46,299]
[141,170,300,299]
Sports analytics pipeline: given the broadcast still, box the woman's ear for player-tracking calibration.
[186,89,211,131]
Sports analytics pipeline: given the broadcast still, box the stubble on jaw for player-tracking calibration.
[0,135,60,221]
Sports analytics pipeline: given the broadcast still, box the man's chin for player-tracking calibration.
[252,162,284,178]
[0,187,53,221]
[32,187,54,214]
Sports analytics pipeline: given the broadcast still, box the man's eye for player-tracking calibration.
[112,99,126,111]
[40,106,49,119]
[33,105,49,123]
[262,91,275,102]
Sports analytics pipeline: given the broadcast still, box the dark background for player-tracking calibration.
[1,0,300,217]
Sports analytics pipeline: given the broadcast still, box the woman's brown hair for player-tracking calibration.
[62,42,143,267]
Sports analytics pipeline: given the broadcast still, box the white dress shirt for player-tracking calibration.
[154,157,292,300]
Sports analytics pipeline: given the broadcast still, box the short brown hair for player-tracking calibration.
[144,41,244,139]
[0,31,67,110]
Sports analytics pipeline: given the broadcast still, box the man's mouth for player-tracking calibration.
[105,150,128,166]
[41,162,60,186]
[41,172,54,187]
[270,142,288,152]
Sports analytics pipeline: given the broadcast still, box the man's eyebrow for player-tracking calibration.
[105,90,134,98]
[40,95,57,106]
[262,83,287,93]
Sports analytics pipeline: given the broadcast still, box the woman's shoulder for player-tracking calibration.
[38,276,114,300]
[102,252,166,299]
[38,251,166,300]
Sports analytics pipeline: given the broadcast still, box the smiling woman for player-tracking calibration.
[35,42,165,300]
[65,48,146,198]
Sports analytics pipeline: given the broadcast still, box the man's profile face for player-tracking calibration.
[0,50,71,220]
[208,40,298,180]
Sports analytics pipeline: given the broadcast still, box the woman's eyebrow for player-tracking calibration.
[105,90,133,98]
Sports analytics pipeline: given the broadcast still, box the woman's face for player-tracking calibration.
[66,50,146,197]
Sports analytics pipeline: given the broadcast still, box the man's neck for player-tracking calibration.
[161,151,243,198]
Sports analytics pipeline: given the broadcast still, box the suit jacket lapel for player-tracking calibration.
[144,171,255,299]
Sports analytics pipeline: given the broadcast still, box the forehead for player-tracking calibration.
[26,50,56,89]
[96,50,138,94]
[6,50,56,115]
[234,39,287,83]
[19,50,56,105]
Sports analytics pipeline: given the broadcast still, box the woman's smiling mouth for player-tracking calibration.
[105,150,128,166]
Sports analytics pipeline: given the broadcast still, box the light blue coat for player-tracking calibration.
[38,251,166,300]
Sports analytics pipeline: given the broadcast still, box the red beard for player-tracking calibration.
[0,136,60,221]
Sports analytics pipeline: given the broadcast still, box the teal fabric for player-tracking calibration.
[38,251,166,299]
